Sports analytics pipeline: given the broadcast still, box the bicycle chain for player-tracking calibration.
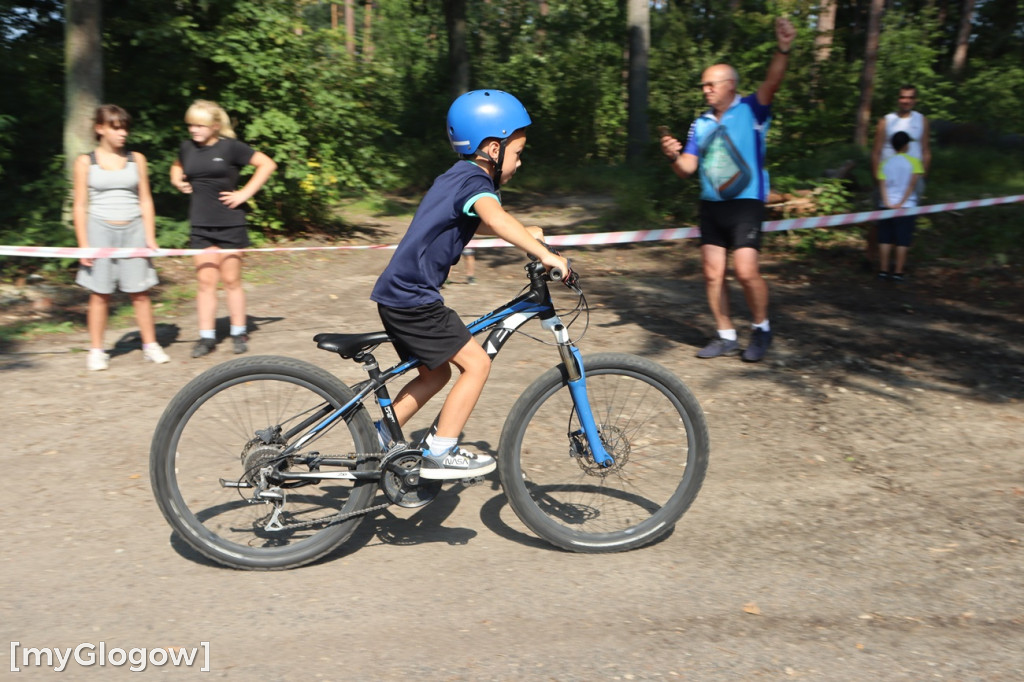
[257,447,427,531]
[266,498,392,532]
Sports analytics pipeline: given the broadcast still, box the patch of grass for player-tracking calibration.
[0,319,77,344]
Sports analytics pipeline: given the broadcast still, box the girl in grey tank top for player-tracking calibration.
[72,104,169,370]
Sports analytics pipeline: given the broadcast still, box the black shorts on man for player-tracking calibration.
[698,199,765,250]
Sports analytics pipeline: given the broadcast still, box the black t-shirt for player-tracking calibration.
[178,137,255,227]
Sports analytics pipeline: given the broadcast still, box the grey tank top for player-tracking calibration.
[88,151,142,222]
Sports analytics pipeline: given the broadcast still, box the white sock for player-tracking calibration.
[89,348,106,355]
[230,325,247,337]
[427,435,457,456]
[717,329,737,341]
[199,329,216,340]
[752,320,771,332]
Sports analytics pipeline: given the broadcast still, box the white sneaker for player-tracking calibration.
[87,350,110,371]
[419,445,496,480]
[143,345,171,364]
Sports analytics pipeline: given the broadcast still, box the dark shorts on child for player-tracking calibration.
[699,199,764,250]
[189,224,250,250]
[877,215,915,247]
[377,301,473,370]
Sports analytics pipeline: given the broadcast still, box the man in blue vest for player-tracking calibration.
[660,17,796,363]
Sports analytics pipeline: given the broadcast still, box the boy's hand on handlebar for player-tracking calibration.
[540,250,571,282]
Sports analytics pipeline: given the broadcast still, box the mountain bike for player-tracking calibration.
[150,260,709,570]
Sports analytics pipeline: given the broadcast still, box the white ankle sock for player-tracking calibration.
[427,435,457,456]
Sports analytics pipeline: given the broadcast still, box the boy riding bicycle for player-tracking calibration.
[370,90,569,480]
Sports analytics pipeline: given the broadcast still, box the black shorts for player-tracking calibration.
[190,225,250,250]
[377,301,473,370]
[699,199,764,250]
[877,215,915,247]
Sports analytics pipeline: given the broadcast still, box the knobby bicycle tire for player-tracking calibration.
[150,355,378,570]
[498,353,709,553]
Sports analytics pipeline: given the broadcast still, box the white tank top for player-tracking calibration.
[880,111,926,165]
[88,152,142,222]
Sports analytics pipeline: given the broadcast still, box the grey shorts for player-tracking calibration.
[75,215,159,295]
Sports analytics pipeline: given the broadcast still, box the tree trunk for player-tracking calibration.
[951,0,977,77]
[854,0,885,147]
[814,0,838,64]
[445,0,470,98]
[64,0,103,180]
[625,0,649,163]
[345,0,355,56]
[362,1,374,61]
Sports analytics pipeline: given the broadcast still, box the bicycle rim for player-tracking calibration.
[151,356,377,570]
[500,353,708,553]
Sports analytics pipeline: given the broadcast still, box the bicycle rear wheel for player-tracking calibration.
[150,355,379,570]
[498,353,708,553]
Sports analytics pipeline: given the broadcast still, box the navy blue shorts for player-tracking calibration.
[699,199,764,250]
[877,216,915,247]
[377,301,473,370]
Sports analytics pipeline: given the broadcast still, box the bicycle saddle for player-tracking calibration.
[314,332,392,359]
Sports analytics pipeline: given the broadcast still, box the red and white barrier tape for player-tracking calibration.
[3,194,1021,258]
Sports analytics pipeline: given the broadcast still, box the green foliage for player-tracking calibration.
[1,0,1023,281]
[0,156,73,277]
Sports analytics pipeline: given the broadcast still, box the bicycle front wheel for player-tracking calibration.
[150,355,379,570]
[498,353,709,553]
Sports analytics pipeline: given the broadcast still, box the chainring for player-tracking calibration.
[380,449,442,508]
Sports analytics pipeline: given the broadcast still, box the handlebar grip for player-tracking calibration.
[549,266,564,281]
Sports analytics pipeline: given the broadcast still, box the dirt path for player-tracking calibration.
[2,195,1022,679]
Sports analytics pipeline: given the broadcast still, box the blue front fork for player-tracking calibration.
[546,320,613,467]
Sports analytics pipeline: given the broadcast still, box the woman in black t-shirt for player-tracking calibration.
[170,99,277,358]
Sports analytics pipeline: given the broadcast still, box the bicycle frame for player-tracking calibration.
[281,262,613,468]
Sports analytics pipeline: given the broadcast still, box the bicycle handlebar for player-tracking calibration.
[529,242,577,287]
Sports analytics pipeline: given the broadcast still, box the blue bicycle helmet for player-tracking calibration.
[446,90,532,156]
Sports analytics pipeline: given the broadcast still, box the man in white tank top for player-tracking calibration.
[871,85,931,184]
[866,85,931,270]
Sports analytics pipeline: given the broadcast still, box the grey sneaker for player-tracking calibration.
[191,338,217,358]
[232,334,249,354]
[696,337,740,359]
[419,446,496,480]
[741,328,773,363]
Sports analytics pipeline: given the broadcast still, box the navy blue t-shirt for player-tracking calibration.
[178,137,255,227]
[371,161,498,308]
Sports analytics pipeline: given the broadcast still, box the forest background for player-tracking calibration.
[0,0,1022,280]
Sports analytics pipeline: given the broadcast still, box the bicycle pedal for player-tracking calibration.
[461,476,485,487]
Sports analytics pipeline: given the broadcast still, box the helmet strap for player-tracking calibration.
[492,138,509,191]
[473,138,509,191]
